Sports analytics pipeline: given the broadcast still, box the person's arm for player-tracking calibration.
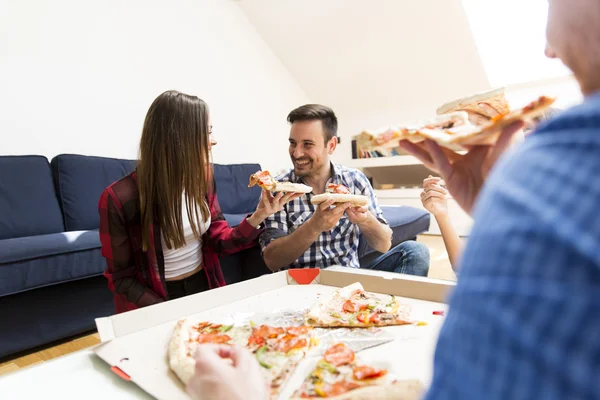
[261,221,322,271]
[261,198,350,271]
[204,184,298,257]
[345,171,392,253]
[99,189,164,308]
[421,176,463,271]
[347,209,392,253]
[434,213,463,271]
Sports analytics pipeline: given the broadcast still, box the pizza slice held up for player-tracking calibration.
[310,183,369,207]
[373,95,556,151]
[248,170,313,194]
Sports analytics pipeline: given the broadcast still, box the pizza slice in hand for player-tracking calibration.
[291,342,424,399]
[305,283,414,328]
[248,170,313,194]
[249,170,277,191]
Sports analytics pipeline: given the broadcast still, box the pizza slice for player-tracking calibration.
[396,95,556,151]
[451,95,556,147]
[305,283,414,328]
[168,320,253,386]
[291,343,424,399]
[310,183,369,207]
[246,324,318,399]
[249,170,313,194]
[169,320,319,398]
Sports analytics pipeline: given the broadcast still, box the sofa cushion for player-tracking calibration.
[0,230,101,264]
[213,163,262,215]
[0,231,104,297]
[222,213,248,227]
[358,205,430,259]
[0,155,65,240]
[51,154,137,231]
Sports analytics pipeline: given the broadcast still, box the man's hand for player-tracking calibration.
[248,190,302,228]
[421,176,449,217]
[187,345,268,400]
[399,120,525,215]
[308,199,351,233]
[346,206,369,225]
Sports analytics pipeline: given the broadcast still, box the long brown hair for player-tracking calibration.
[137,90,211,251]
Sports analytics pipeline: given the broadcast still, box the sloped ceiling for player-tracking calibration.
[237,0,491,117]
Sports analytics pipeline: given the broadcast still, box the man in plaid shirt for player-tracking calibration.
[259,104,429,275]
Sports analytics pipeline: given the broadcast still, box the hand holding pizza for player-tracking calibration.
[249,190,302,227]
[308,198,351,233]
[187,344,268,400]
[399,120,525,215]
[345,206,370,225]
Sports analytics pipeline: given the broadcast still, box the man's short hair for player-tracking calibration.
[287,104,338,143]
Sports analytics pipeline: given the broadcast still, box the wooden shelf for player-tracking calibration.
[346,156,422,168]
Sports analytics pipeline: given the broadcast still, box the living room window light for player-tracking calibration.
[462,0,571,88]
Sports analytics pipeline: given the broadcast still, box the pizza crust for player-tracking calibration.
[290,379,425,400]
[311,193,369,207]
[272,181,313,194]
[168,320,197,386]
[436,87,511,117]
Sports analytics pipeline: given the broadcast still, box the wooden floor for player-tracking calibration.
[0,235,455,378]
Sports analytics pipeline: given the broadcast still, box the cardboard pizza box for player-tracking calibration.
[93,267,455,400]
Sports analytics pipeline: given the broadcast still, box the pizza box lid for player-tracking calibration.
[92,268,454,400]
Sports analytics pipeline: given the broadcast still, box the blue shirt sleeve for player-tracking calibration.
[425,127,600,399]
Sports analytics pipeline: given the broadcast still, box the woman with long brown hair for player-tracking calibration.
[99,90,297,313]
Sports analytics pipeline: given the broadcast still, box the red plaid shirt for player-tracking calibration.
[98,171,262,314]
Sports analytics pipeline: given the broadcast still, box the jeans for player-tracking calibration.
[362,240,430,277]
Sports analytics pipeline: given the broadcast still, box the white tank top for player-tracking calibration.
[161,195,211,279]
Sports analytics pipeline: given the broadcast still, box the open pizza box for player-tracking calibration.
[93,267,455,399]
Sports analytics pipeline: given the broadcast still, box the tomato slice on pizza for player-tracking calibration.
[291,343,424,399]
[326,183,351,194]
[249,170,276,191]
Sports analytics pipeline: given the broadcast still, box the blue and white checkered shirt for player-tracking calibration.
[259,163,386,269]
[425,93,600,399]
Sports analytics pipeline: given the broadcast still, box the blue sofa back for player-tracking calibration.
[0,156,65,240]
[213,163,262,214]
[51,154,137,231]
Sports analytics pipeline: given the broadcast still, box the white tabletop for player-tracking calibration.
[0,350,150,399]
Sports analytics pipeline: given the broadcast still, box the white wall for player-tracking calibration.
[0,0,309,173]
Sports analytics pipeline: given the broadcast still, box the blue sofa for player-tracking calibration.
[0,154,430,359]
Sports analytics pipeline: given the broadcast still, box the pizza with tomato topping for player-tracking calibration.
[395,95,556,151]
[310,183,369,207]
[168,319,317,398]
[249,170,313,194]
[291,343,424,399]
[305,283,414,328]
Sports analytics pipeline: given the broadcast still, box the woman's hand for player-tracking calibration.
[247,190,302,227]
[421,176,449,217]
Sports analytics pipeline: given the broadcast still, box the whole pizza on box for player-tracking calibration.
[167,283,423,399]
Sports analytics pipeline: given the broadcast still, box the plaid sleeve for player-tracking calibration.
[98,188,163,308]
[259,208,288,251]
[353,170,387,224]
[203,188,264,256]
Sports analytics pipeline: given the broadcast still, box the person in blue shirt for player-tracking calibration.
[399,0,600,397]
[186,1,600,399]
